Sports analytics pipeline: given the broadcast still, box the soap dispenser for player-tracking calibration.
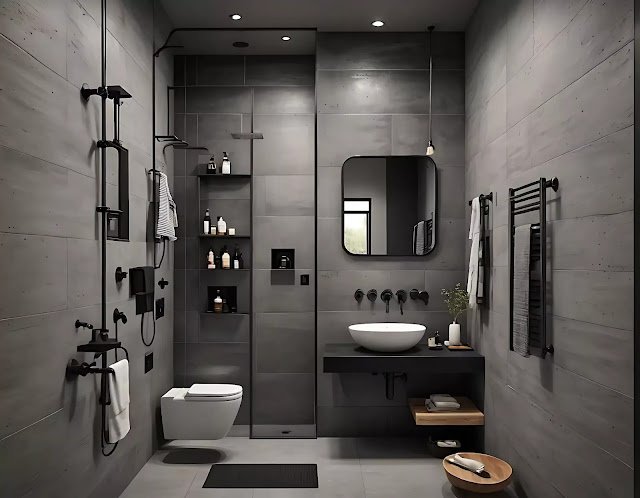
[207,248,215,269]
[221,152,231,175]
[203,209,212,235]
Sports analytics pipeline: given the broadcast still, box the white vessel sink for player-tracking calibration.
[348,323,426,352]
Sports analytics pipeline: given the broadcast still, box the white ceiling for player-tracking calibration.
[159,0,479,32]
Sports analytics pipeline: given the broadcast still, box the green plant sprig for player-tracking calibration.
[441,283,469,323]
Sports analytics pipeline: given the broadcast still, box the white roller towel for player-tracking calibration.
[156,172,178,241]
[107,359,130,443]
[513,224,532,357]
[467,197,481,308]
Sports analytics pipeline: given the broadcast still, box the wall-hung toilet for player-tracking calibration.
[161,384,242,439]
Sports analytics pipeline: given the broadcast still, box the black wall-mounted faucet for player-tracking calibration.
[113,308,127,324]
[367,289,378,302]
[354,289,364,303]
[396,290,407,314]
[381,289,393,313]
[410,289,430,306]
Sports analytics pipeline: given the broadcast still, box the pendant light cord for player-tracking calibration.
[427,26,435,144]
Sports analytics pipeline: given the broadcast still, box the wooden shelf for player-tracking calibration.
[199,234,250,239]
[409,397,484,426]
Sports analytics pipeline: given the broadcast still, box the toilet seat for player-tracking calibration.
[184,384,243,402]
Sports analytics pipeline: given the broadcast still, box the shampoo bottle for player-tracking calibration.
[217,216,227,235]
[207,248,215,269]
[233,246,241,269]
[213,290,223,313]
[221,152,231,175]
[221,246,231,269]
[203,209,211,234]
[207,155,217,174]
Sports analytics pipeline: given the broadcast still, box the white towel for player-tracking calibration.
[451,454,485,473]
[430,394,456,403]
[107,359,130,443]
[513,224,531,357]
[156,172,178,241]
[467,197,481,308]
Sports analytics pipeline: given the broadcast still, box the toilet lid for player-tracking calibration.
[186,383,243,398]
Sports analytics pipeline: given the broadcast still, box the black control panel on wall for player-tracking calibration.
[300,274,309,286]
[156,298,165,319]
[145,352,153,373]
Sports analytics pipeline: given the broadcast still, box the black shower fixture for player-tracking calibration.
[113,308,127,324]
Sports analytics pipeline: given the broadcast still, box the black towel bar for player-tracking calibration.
[508,177,559,358]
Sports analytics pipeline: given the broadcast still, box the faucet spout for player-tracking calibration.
[381,289,393,313]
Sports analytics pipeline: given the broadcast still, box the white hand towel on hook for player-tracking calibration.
[156,171,178,241]
[107,359,130,443]
[467,197,481,308]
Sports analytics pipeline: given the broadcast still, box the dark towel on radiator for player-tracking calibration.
[512,224,531,357]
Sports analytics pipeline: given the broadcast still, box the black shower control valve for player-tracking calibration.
[366,289,378,302]
[158,278,169,289]
[113,308,128,324]
[115,266,128,283]
[396,290,407,315]
[75,320,93,330]
[410,289,430,306]
[354,289,364,303]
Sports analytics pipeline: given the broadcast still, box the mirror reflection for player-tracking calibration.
[342,156,437,256]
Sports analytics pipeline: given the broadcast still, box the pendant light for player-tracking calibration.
[426,25,435,156]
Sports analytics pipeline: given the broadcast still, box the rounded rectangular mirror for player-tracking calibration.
[342,156,437,256]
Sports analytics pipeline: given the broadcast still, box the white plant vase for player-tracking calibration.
[448,322,461,346]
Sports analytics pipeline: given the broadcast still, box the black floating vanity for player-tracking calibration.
[323,343,484,374]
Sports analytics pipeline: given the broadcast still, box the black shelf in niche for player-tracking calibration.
[197,173,251,179]
[200,268,250,272]
[201,312,249,316]
[199,234,250,239]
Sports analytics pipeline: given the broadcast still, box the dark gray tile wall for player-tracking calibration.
[0,1,174,497]
[316,32,466,436]
[465,1,634,496]
[173,54,316,436]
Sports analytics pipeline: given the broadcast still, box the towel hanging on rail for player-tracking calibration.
[156,171,178,241]
[512,224,531,357]
[467,197,480,308]
[107,359,130,443]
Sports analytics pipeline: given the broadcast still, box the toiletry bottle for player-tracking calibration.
[207,155,217,175]
[213,290,223,313]
[233,246,241,269]
[221,152,231,175]
[203,209,211,234]
[222,299,230,313]
[217,216,227,235]
[238,250,244,270]
[214,249,222,269]
[221,246,231,269]
[207,248,215,269]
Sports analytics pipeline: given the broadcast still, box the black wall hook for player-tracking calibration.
[115,266,128,283]
[158,278,169,289]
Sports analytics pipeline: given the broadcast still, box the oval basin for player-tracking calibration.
[348,323,426,352]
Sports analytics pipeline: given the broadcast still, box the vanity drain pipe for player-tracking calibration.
[383,372,407,400]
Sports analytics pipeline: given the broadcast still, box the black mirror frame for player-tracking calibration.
[340,155,438,257]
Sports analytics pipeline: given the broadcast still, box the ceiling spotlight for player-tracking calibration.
[371,20,384,27]
[230,13,242,20]
[281,36,291,41]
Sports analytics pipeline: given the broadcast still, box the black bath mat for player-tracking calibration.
[203,463,318,488]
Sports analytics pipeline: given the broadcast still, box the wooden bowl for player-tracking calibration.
[443,452,512,494]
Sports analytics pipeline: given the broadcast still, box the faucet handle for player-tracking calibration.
[366,289,377,302]
[396,289,407,303]
[354,289,364,303]
[410,289,430,305]
[381,289,393,301]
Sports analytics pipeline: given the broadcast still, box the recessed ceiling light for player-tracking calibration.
[230,13,242,20]
[371,20,384,27]
[233,41,249,48]
[281,36,291,41]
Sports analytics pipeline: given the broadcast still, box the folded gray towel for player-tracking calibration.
[513,224,531,357]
